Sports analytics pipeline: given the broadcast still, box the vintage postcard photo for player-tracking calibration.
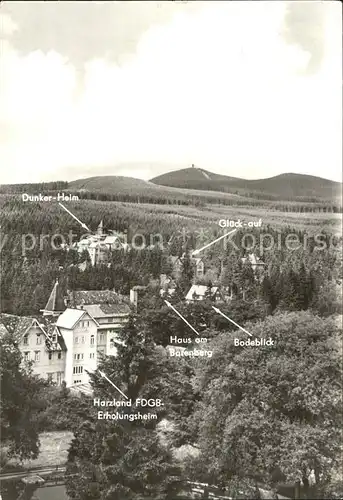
[0,1,342,499]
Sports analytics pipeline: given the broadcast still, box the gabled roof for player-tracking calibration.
[241,253,265,267]
[185,285,220,301]
[56,308,98,330]
[103,235,123,245]
[41,280,66,314]
[0,314,61,349]
[0,314,39,340]
[44,324,67,352]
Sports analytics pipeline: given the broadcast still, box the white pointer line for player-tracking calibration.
[192,229,237,256]
[99,370,129,400]
[164,300,200,336]
[212,307,253,337]
[58,202,90,231]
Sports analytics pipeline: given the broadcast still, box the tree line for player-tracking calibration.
[1,304,342,499]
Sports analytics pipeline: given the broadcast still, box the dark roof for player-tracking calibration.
[0,314,36,340]
[67,290,123,306]
[43,280,66,313]
[0,314,66,351]
[45,324,67,351]
[83,303,131,317]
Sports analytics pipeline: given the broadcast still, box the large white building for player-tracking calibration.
[73,221,129,266]
[0,280,133,388]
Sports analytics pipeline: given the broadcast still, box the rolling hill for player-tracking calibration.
[67,175,253,204]
[150,167,342,201]
[1,168,341,207]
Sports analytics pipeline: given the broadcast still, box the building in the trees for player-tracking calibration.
[0,313,66,385]
[170,254,205,280]
[0,282,134,388]
[185,284,224,303]
[241,253,266,280]
[55,308,98,386]
[74,221,129,266]
[159,274,176,297]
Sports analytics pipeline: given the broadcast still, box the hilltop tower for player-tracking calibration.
[40,279,66,317]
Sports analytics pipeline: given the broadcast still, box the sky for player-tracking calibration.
[0,1,342,184]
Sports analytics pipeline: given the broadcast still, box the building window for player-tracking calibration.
[58,352,62,359]
[90,353,95,359]
[110,340,114,348]
[73,379,82,384]
[49,353,53,360]
[108,318,112,323]
[47,373,53,382]
[23,335,28,345]
[73,366,83,374]
[81,336,85,343]
[36,334,42,345]
[52,333,57,343]
[75,337,79,344]
[34,351,40,362]
[24,351,30,361]
[90,335,95,345]
[56,372,63,385]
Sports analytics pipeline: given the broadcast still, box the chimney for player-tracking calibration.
[130,289,138,310]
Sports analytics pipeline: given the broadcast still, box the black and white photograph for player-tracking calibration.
[0,1,342,499]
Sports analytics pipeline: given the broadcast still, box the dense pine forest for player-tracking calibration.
[0,191,341,317]
[1,183,342,500]
[0,179,341,212]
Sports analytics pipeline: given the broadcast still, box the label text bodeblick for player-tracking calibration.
[234,337,275,346]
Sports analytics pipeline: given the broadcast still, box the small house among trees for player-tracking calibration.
[185,284,224,303]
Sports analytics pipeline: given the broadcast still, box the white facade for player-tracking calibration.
[56,310,99,387]
[1,286,133,390]
[21,323,65,384]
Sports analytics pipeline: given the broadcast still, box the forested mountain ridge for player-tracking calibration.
[151,167,342,201]
[1,168,341,204]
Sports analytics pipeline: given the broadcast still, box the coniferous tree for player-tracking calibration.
[65,314,196,499]
[0,332,49,461]
[177,252,194,295]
